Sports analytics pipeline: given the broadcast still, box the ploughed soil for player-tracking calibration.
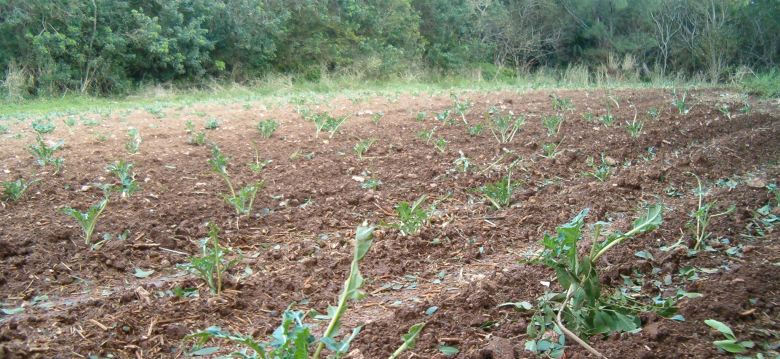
[1,87,779,359]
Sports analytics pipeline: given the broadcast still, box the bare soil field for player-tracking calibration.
[1,88,779,359]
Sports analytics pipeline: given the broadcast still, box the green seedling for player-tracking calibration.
[522,205,664,358]
[540,137,565,159]
[414,111,427,121]
[26,137,65,169]
[466,123,484,136]
[256,119,280,138]
[2,178,39,201]
[647,107,660,121]
[767,183,780,205]
[310,112,349,138]
[550,94,575,112]
[63,116,77,130]
[218,182,263,216]
[382,195,449,236]
[372,111,384,125]
[704,320,754,354]
[209,144,264,217]
[624,105,644,138]
[415,128,435,144]
[0,124,8,134]
[205,118,221,130]
[435,109,455,125]
[487,107,524,143]
[475,168,522,209]
[584,155,611,182]
[432,138,449,153]
[125,127,141,154]
[247,141,272,173]
[185,226,383,359]
[91,131,107,142]
[352,137,378,159]
[541,113,564,136]
[454,156,472,172]
[361,170,382,190]
[105,159,142,198]
[185,120,195,132]
[31,119,55,136]
[58,199,108,244]
[688,173,736,250]
[189,131,208,146]
[582,113,596,123]
[388,323,426,359]
[452,95,471,124]
[671,90,690,115]
[599,97,616,127]
[718,105,732,120]
[177,223,240,295]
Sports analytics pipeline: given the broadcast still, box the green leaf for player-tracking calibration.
[713,340,746,353]
[425,306,438,315]
[438,346,459,355]
[134,268,155,278]
[191,347,220,355]
[497,301,533,311]
[354,225,376,261]
[1,307,24,315]
[669,315,685,321]
[632,204,662,232]
[401,322,426,348]
[705,319,736,340]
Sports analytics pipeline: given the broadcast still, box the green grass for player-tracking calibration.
[0,67,718,119]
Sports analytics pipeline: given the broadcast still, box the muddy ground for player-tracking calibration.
[1,87,779,359]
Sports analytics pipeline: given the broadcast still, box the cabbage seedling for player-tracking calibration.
[176,223,240,294]
[352,137,377,159]
[58,199,108,244]
[540,113,564,136]
[382,195,449,236]
[26,137,64,167]
[106,159,142,198]
[688,173,735,250]
[388,323,426,359]
[247,141,272,173]
[623,104,644,137]
[432,138,448,153]
[475,169,523,209]
[189,131,207,146]
[452,95,471,124]
[415,128,435,144]
[204,118,220,129]
[125,127,141,154]
[256,119,280,138]
[671,90,690,115]
[466,123,484,136]
[583,155,611,182]
[487,106,524,143]
[372,111,384,125]
[2,178,39,201]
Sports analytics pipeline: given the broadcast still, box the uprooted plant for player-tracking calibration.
[184,225,425,359]
[176,222,240,295]
[209,144,264,218]
[687,173,736,251]
[521,205,669,358]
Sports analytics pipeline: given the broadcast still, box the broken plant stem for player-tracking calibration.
[556,284,608,359]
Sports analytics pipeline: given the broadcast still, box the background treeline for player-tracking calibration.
[1,0,779,98]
